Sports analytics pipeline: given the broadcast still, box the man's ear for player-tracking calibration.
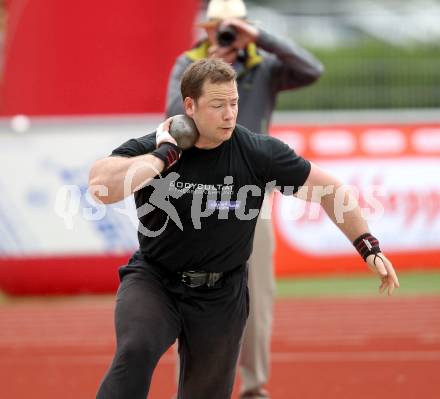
[184,97,195,118]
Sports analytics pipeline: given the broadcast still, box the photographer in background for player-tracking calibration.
[165,1,324,397]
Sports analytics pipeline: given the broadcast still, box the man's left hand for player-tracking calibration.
[366,253,400,296]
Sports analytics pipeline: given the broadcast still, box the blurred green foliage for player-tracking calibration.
[277,39,440,110]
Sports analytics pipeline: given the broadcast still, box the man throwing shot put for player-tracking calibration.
[90,58,399,399]
[165,1,323,396]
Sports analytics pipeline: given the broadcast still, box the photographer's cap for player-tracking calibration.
[206,0,247,20]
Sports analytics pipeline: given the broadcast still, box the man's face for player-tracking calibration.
[184,79,238,149]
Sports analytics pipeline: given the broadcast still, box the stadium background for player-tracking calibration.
[0,0,439,398]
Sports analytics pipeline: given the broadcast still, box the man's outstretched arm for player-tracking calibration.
[88,154,165,204]
[295,162,400,295]
[89,119,180,204]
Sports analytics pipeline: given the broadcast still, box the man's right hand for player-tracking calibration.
[156,117,178,148]
[208,44,239,64]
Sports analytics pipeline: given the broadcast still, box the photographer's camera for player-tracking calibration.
[217,26,237,47]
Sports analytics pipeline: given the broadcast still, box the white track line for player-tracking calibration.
[270,351,440,363]
[3,351,440,365]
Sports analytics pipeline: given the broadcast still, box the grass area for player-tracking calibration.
[276,271,440,298]
[1,271,439,303]
[276,40,440,110]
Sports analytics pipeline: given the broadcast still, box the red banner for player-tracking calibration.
[270,123,440,275]
[1,0,200,115]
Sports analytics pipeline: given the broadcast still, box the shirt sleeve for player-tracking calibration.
[265,136,311,194]
[110,133,156,158]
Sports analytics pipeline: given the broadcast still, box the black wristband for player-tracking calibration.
[353,233,381,261]
[151,143,182,170]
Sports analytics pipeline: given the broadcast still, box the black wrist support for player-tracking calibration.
[353,233,381,261]
[151,143,182,170]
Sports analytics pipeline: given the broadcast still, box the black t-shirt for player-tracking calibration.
[111,124,310,272]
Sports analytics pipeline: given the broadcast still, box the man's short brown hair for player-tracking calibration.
[180,59,237,103]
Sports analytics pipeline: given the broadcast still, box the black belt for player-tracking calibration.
[179,270,224,288]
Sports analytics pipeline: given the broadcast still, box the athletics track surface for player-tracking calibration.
[1,296,439,398]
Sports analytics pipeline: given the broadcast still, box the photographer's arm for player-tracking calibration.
[256,29,324,90]
[220,18,324,90]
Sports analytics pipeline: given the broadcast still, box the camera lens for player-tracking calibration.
[217,26,237,47]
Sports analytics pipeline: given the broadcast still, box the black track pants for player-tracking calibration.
[96,256,249,399]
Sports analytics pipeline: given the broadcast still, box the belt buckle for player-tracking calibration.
[181,271,223,288]
[181,271,204,288]
[207,272,217,288]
